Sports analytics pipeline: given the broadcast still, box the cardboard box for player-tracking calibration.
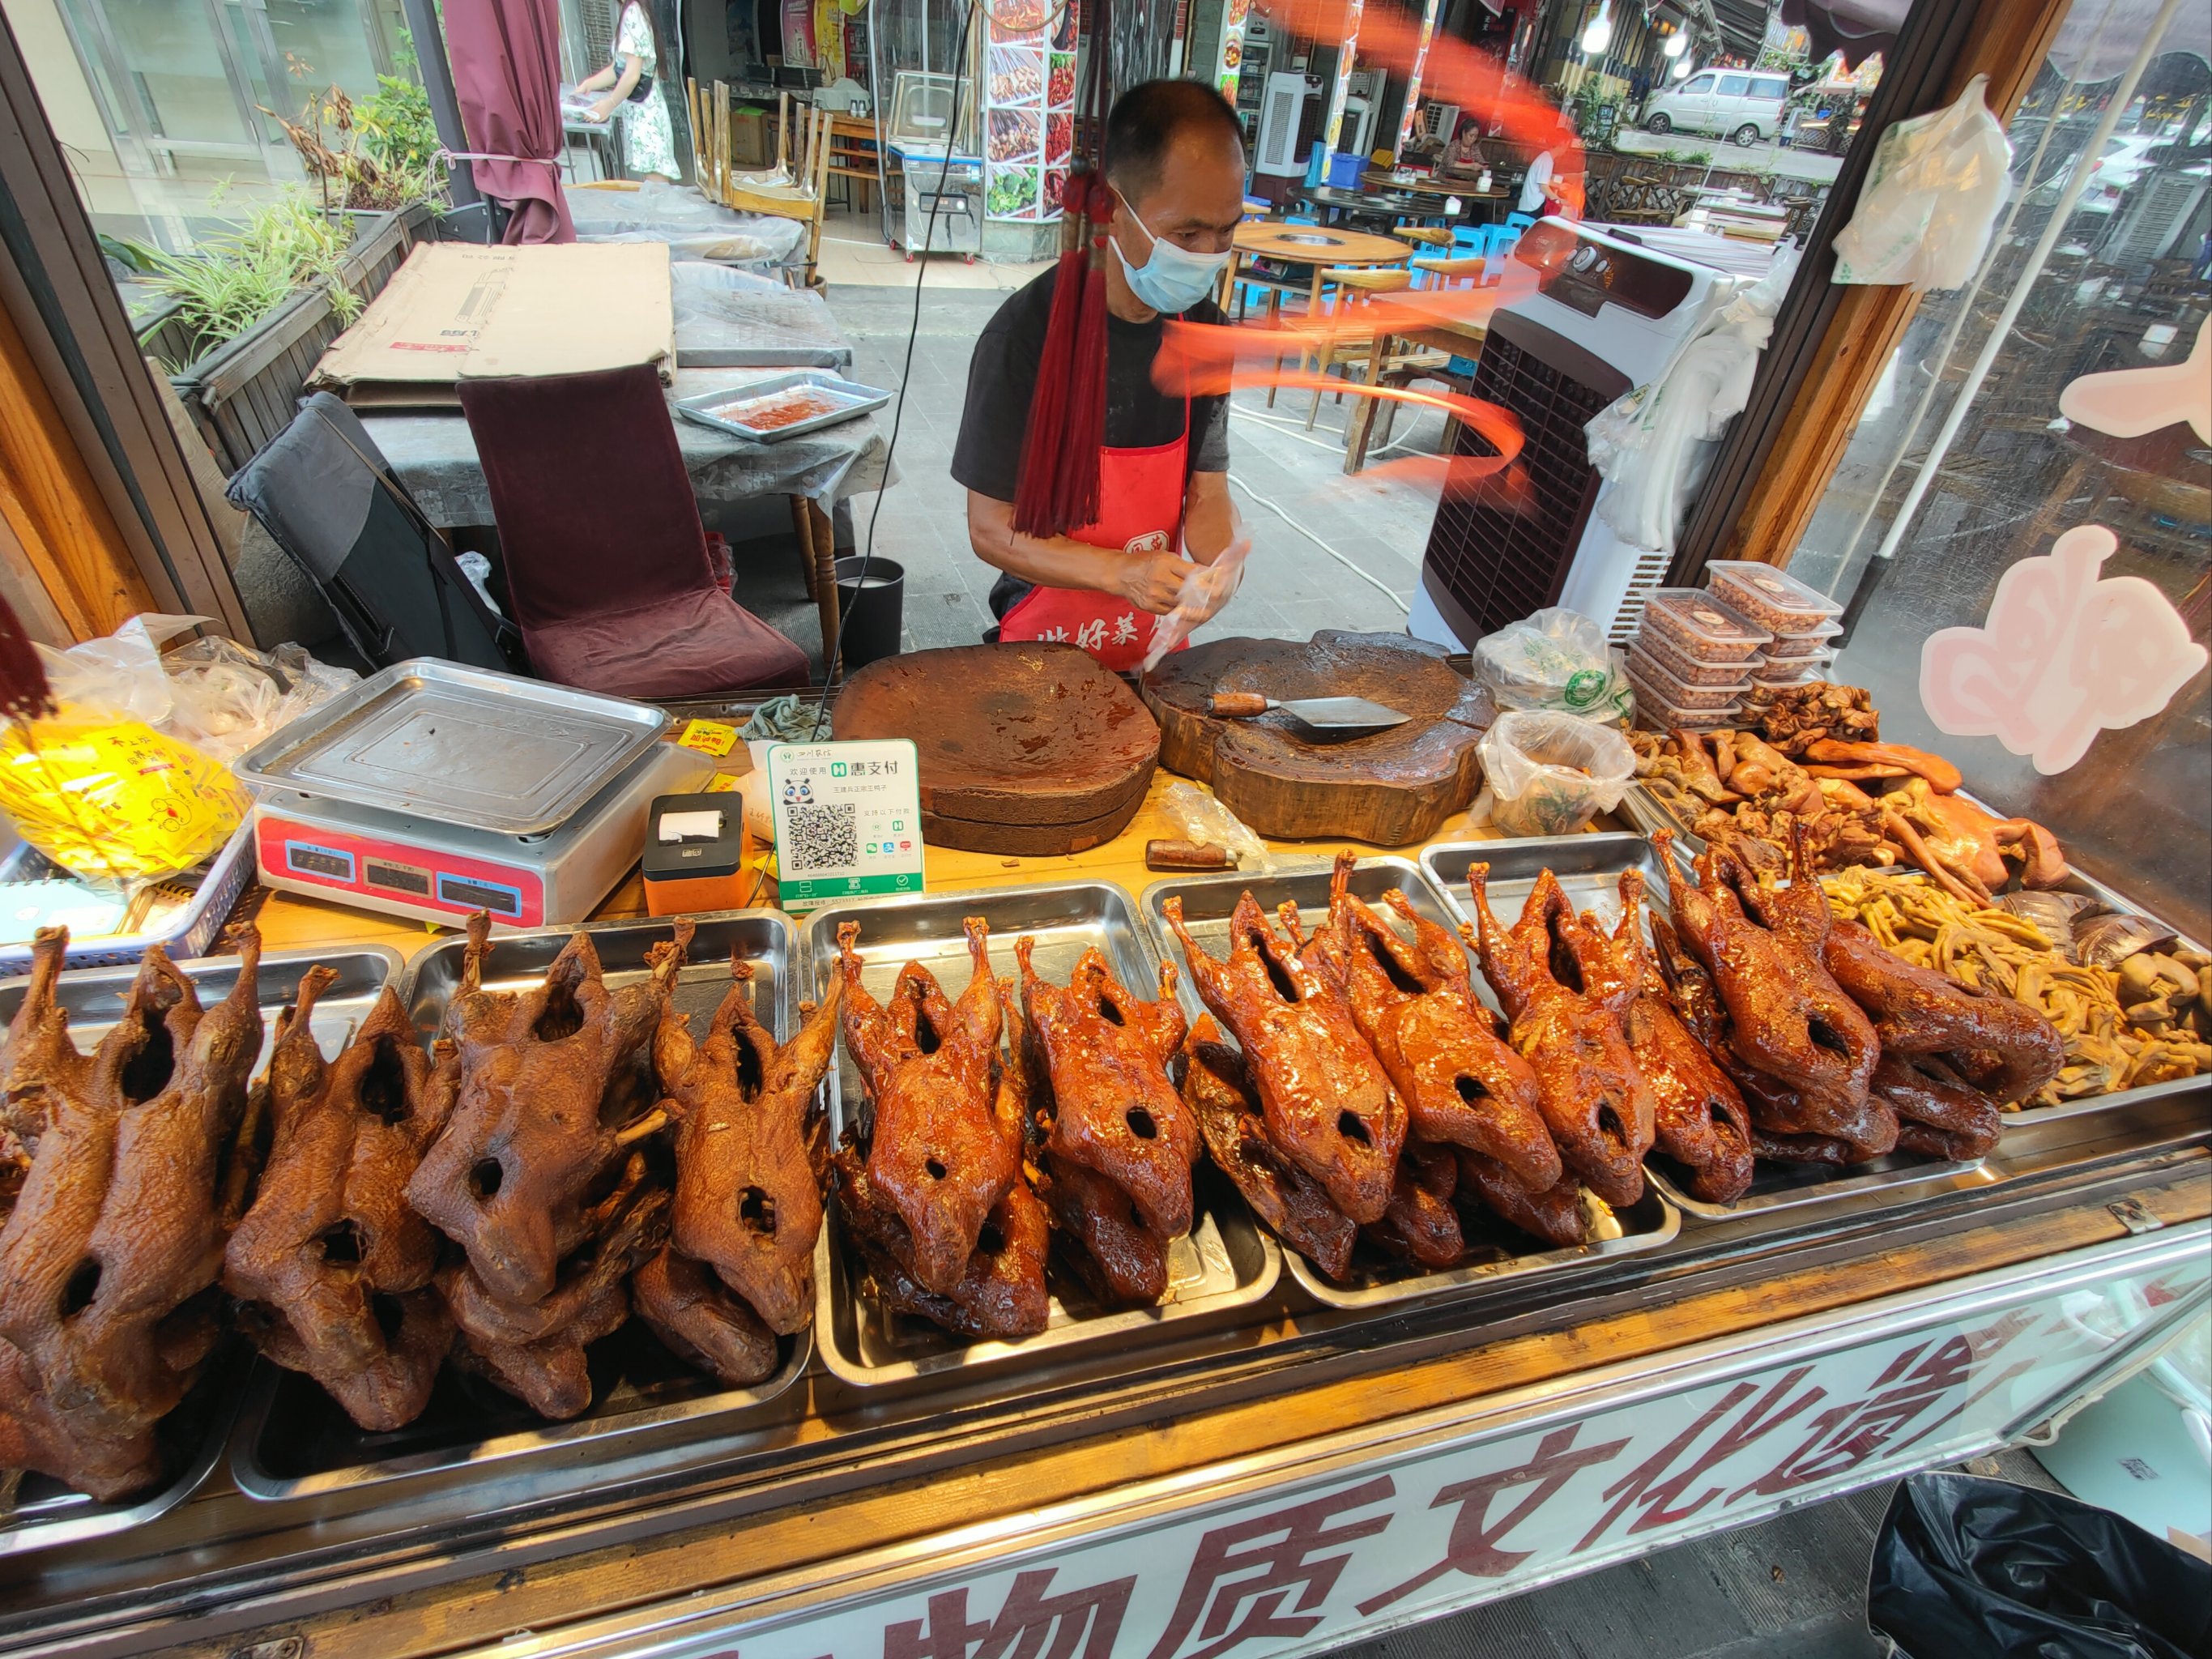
[309,241,675,409]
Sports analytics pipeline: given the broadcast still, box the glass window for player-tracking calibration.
[1784,0,2212,938]
[1682,73,1714,94]
[1751,75,1788,98]
[1716,72,1750,96]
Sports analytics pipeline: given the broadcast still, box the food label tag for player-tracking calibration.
[766,740,925,911]
[677,719,738,757]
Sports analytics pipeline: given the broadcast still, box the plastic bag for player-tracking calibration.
[1140,514,1252,673]
[1868,1472,2211,1659]
[1832,75,2013,292]
[1157,781,1276,875]
[160,635,357,763]
[0,717,246,883]
[1470,608,1634,726]
[1474,710,1635,838]
[1587,246,1801,554]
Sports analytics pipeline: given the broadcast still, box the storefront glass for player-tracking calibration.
[1788,0,2211,938]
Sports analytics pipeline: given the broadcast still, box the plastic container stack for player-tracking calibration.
[1626,563,1844,731]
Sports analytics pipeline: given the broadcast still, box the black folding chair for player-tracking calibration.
[228,394,521,673]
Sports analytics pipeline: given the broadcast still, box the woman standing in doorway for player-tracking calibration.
[579,0,680,181]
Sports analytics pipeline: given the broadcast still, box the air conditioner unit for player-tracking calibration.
[2106,171,2210,265]
[1255,71,1311,177]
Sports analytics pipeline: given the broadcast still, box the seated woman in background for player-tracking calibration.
[578,0,680,182]
[1440,118,1485,175]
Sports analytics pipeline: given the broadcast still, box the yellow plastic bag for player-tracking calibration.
[0,715,247,883]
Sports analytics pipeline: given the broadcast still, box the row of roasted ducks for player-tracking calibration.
[0,816,2067,1503]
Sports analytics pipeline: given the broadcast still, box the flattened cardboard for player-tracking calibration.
[309,242,675,409]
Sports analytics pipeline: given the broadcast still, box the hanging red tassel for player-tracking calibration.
[1012,170,1093,538]
[0,592,53,722]
[1008,0,1113,539]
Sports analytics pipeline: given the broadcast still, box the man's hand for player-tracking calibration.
[1115,550,1191,616]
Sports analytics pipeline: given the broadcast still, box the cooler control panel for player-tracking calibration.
[255,816,547,928]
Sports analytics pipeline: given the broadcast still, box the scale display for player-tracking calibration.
[255,817,546,928]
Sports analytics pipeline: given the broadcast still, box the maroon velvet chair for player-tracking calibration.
[457,365,809,697]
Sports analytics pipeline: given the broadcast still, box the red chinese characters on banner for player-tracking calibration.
[1144,1478,1396,1659]
[1357,1425,1630,1614]
[883,1568,1136,1659]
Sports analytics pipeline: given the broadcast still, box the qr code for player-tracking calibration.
[784,802,859,874]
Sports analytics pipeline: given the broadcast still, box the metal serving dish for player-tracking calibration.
[232,659,668,836]
[0,947,402,1552]
[676,371,893,443]
[1137,854,1679,1307]
[1421,836,1995,1222]
[799,881,1281,1388]
[229,913,809,1499]
[1615,788,2210,1135]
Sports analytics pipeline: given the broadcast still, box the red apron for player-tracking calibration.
[999,401,1191,673]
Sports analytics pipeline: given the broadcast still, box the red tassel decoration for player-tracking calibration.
[0,592,53,722]
[1012,171,1092,538]
[1057,175,1110,532]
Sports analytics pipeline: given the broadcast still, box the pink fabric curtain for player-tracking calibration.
[445,0,575,244]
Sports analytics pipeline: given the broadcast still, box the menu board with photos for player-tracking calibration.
[984,0,1077,221]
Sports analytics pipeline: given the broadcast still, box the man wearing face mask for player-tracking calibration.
[953,79,1247,669]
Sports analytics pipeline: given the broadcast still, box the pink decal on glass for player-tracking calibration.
[2057,315,2210,442]
[1919,525,2207,774]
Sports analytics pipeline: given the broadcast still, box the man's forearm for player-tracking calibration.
[970,500,1125,594]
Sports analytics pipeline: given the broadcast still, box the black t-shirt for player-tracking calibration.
[951,266,1230,505]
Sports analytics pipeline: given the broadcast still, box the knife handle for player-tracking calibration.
[1209,693,1270,718]
[1147,839,1236,872]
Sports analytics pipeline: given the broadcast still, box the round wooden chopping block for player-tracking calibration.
[920,781,1149,856]
[1139,630,1494,846]
[834,642,1160,828]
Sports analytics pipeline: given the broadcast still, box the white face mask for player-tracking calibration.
[1110,198,1234,315]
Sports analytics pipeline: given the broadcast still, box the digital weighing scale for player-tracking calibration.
[234,660,714,929]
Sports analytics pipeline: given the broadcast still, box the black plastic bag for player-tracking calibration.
[1869,1473,2212,1659]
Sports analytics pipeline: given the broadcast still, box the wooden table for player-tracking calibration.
[1296,186,1409,232]
[1342,284,1492,473]
[1363,169,1514,224]
[1218,220,1410,322]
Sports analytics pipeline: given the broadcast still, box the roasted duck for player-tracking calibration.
[1294,855,1558,1195]
[655,958,842,1337]
[1822,919,2063,1106]
[409,920,688,1307]
[1177,1019,1356,1282]
[0,929,95,1159]
[443,1158,668,1418]
[1872,1052,2001,1162]
[0,932,262,1500]
[1454,1149,1588,1250]
[837,919,1018,1295]
[1660,829,1879,1125]
[1162,893,1404,1224]
[1615,873,1755,1205]
[1463,865,1654,1207]
[1369,1141,1465,1269]
[225,975,458,1431]
[833,1142,1051,1340]
[1016,939,1194,1239]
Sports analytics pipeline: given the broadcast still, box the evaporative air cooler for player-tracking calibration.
[1409,220,1758,649]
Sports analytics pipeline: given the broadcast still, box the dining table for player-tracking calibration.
[1217,220,1413,322]
[1362,169,1515,224]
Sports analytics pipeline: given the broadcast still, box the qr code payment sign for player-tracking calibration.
[767,739,925,910]
[784,802,858,874]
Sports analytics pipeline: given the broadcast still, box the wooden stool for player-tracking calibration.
[1411,254,1487,288]
[1393,225,1451,248]
[1307,268,1416,429]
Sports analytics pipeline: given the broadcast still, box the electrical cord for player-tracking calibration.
[806,0,978,741]
[1225,474,1409,613]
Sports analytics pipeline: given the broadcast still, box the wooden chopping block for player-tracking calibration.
[834,643,1160,855]
[1140,630,1492,846]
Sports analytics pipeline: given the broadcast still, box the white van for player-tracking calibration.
[1642,70,1791,146]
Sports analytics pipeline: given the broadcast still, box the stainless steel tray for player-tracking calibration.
[1136,856,1680,1307]
[231,659,668,836]
[1289,1190,1681,1310]
[0,948,403,1552]
[675,370,892,442]
[226,912,811,1499]
[1421,837,1999,1218]
[1613,789,2211,1135]
[799,881,1281,1388]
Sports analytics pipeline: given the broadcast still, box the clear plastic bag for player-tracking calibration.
[1832,75,2012,292]
[1471,608,1635,726]
[1157,780,1276,874]
[1475,710,1636,838]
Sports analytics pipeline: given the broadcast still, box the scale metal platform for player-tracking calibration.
[235,661,714,928]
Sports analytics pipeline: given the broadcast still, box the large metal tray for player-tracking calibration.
[1421,836,1995,1221]
[0,947,402,1554]
[228,912,808,1499]
[799,881,1281,1388]
[1613,791,2211,1135]
[675,371,892,442]
[231,659,668,836]
[1136,855,1680,1307]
